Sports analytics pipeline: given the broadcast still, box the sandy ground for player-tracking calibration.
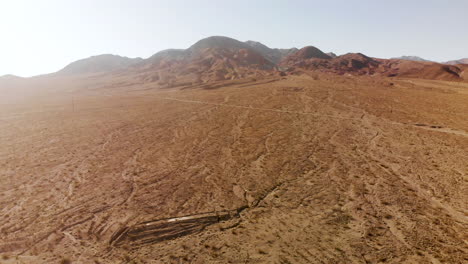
[0,73,467,263]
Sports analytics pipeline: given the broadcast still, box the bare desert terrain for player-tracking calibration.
[0,70,467,263]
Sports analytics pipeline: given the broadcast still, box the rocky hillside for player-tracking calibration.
[135,36,276,86]
[281,48,467,82]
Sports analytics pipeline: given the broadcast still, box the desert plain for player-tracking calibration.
[0,69,467,264]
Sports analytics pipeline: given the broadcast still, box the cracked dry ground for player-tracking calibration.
[0,74,467,263]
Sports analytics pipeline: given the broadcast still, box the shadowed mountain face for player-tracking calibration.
[58,54,143,75]
[244,40,298,64]
[327,53,380,73]
[281,46,332,64]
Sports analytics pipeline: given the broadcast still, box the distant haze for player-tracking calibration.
[1,0,468,77]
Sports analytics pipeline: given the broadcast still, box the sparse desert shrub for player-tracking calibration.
[60,257,72,264]
[384,214,393,220]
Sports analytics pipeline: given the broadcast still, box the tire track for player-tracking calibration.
[158,97,361,120]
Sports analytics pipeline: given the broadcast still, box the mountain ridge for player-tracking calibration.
[31,36,466,83]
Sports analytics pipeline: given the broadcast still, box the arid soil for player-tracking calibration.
[0,73,467,263]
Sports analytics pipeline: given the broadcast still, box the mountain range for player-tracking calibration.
[2,36,467,83]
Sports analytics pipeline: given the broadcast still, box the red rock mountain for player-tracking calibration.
[186,36,275,70]
[135,36,276,85]
[385,60,467,81]
[280,48,467,82]
[281,52,379,75]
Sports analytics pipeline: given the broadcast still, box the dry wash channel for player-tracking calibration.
[109,208,245,248]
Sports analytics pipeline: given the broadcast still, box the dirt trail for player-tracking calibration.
[159,96,361,120]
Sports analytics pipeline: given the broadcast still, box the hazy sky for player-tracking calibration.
[1,0,467,77]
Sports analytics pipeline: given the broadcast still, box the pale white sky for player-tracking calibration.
[1,0,467,77]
